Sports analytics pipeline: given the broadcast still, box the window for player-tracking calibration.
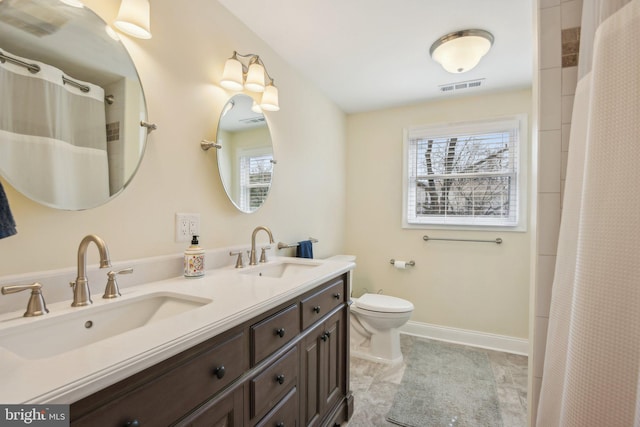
[403,116,526,229]
[239,151,273,211]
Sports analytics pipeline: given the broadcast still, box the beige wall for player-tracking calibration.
[0,0,347,275]
[345,89,532,339]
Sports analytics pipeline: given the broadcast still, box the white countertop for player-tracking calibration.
[0,257,354,404]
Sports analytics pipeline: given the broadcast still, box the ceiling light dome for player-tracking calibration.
[430,29,494,74]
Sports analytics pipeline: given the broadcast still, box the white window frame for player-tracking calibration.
[402,115,527,231]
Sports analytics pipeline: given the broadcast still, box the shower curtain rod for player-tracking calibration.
[0,51,40,73]
[0,51,113,101]
[62,75,90,93]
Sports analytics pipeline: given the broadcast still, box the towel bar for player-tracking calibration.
[277,237,318,250]
[423,235,502,244]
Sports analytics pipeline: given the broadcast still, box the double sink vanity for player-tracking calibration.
[0,250,355,427]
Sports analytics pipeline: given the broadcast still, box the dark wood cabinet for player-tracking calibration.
[300,308,345,427]
[178,386,244,427]
[70,273,352,427]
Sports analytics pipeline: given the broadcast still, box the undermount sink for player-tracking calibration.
[0,292,211,360]
[241,261,321,279]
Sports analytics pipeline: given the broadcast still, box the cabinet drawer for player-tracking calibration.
[251,304,300,364]
[72,332,247,427]
[251,346,298,419]
[255,386,298,427]
[301,279,344,330]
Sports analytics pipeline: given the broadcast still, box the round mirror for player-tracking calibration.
[216,94,274,213]
[0,0,149,210]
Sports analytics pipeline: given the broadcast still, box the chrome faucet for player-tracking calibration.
[70,234,112,307]
[249,226,274,265]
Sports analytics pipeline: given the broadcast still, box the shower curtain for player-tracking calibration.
[0,49,109,209]
[536,0,640,426]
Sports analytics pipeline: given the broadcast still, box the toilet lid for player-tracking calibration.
[355,293,414,313]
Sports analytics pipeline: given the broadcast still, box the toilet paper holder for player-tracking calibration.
[389,259,415,267]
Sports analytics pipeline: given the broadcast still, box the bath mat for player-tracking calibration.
[386,339,503,427]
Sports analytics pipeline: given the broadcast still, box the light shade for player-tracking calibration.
[220,57,244,91]
[260,84,280,111]
[430,29,493,74]
[244,62,266,92]
[114,0,152,39]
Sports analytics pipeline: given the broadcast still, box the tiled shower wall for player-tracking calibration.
[531,0,582,425]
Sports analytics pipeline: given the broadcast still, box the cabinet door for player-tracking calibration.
[299,308,346,427]
[175,385,243,427]
[300,322,322,427]
[321,309,345,413]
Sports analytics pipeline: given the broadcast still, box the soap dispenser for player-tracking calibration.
[184,235,205,278]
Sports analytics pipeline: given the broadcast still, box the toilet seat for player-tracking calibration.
[354,294,414,313]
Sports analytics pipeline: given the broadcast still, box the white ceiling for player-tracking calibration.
[217,0,534,114]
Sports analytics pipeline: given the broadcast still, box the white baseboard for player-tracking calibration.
[400,320,529,356]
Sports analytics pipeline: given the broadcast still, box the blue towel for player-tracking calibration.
[0,181,17,239]
[296,240,313,259]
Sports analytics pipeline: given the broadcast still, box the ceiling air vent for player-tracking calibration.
[239,117,265,124]
[439,78,485,93]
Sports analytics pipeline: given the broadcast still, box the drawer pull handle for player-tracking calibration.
[275,327,286,338]
[276,423,285,427]
[313,306,321,313]
[275,374,285,384]
[213,365,226,379]
[125,420,141,427]
[321,331,332,341]
[333,292,341,299]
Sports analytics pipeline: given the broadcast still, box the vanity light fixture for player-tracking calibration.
[430,29,494,74]
[114,0,152,40]
[221,51,280,112]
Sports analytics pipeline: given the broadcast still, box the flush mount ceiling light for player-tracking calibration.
[430,29,494,74]
[221,51,280,112]
[114,0,152,39]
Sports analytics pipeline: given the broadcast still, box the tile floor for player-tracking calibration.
[346,334,528,427]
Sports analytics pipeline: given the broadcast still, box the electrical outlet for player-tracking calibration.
[175,213,200,242]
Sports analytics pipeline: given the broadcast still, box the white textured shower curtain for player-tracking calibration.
[0,49,109,209]
[536,0,640,426]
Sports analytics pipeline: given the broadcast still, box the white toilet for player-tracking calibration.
[325,254,414,365]
[350,293,414,365]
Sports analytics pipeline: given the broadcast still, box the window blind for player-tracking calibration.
[405,118,521,227]
[239,153,273,211]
